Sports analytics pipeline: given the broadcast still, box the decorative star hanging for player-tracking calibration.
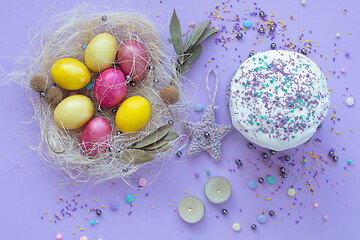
[183,69,232,161]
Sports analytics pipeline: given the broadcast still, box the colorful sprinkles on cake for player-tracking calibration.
[229,50,330,151]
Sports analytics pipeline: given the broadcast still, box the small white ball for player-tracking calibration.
[232,223,241,231]
[287,188,296,197]
[346,97,355,107]
[336,33,341,38]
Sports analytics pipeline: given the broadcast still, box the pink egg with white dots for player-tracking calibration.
[94,68,127,108]
[80,117,112,156]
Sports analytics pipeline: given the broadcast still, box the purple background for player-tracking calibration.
[0,0,359,239]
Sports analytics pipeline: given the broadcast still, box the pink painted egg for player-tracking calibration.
[80,117,112,156]
[94,68,127,108]
[117,40,149,82]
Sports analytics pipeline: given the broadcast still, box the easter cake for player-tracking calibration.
[229,50,330,151]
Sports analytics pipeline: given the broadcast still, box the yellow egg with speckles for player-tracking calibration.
[85,33,118,72]
[115,96,151,133]
[54,95,94,129]
[51,58,91,90]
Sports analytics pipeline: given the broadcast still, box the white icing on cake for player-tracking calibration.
[229,50,330,151]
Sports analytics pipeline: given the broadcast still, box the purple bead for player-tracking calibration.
[109,201,119,211]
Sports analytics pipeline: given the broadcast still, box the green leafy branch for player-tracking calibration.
[169,10,219,75]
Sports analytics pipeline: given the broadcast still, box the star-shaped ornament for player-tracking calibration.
[183,105,232,161]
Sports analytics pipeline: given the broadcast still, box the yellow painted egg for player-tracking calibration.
[51,58,91,90]
[85,33,118,72]
[54,95,94,129]
[115,96,151,133]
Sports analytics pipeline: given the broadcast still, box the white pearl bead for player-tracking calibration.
[346,97,355,106]
[232,223,241,231]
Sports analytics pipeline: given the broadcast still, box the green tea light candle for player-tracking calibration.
[204,176,231,203]
[178,196,205,223]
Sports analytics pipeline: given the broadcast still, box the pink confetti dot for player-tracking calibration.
[340,68,346,73]
[314,203,319,208]
[77,43,82,47]
[138,178,147,187]
[56,234,62,240]
[323,216,328,221]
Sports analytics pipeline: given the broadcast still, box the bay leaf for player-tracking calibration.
[163,130,179,141]
[180,63,191,75]
[184,20,210,52]
[119,149,155,164]
[133,123,173,149]
[184,44,202,66]
[183,34,192,52]
[188,28,219,52]
[142,140,169,150]
[144,144,173,153]
[170,10,184,64]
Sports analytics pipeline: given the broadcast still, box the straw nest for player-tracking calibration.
[17,4,191,186]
